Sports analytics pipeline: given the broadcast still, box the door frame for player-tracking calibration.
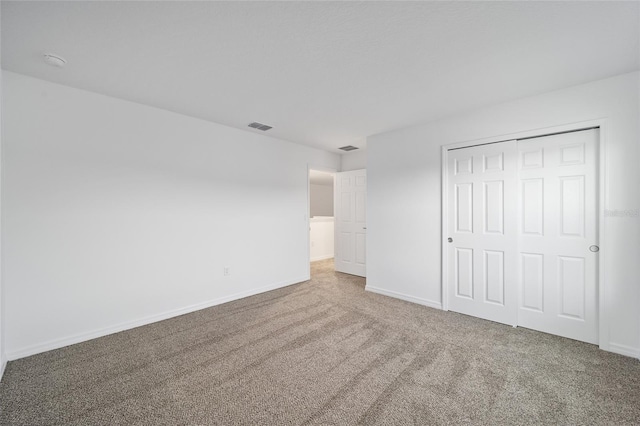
[441,118,609,351]
[307,164,337,278]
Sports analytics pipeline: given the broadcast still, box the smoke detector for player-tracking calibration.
[43,53,67,68]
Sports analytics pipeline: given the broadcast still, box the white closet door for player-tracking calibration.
[517,130,598,344]
[334,169,366,277]
[447,141,518,325]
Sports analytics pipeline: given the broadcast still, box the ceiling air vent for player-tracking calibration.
[248,122,273,131]
[338,145,359,151]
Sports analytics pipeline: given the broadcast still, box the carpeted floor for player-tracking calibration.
[1,259,639,425]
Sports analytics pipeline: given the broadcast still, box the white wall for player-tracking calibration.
[0,4,5,380]
[2,72,340,359]
[310,183,333,217]
[341,150,367,171]
[310,217,334,261]
[367,71,640,357]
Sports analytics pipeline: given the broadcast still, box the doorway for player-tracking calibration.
[309,169,335,266]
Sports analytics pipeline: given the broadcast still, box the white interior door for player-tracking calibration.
[517,129,599,344]
[334,169,366,277]
[447,141,518,326]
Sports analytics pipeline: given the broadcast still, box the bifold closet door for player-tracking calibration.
[517,130,598,344]
[447,141,518,326]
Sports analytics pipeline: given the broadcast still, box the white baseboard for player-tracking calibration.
[608,342,640,359]
[310,254,334,262]
[7,276,308,361]
[365,285,442,310]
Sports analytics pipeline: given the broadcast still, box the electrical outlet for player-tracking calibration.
[224,267,230,276]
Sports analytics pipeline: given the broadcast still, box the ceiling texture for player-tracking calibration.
[2,1,639,153]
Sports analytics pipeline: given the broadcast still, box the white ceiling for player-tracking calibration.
[309,169,334,186]
[2,1,638,154]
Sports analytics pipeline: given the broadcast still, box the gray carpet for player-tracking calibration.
[1,259,639,425]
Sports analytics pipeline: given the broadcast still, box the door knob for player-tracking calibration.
[589,245,599,252]
[448,237,453,243]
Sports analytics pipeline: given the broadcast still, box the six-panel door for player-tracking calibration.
[447,141,518,326]
[517,130,598,344]
[334,169,367,277]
